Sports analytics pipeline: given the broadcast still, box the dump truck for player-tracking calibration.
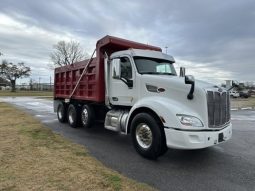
[54,35,232,159]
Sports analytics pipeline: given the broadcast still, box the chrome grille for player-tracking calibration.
[207,90,230,128]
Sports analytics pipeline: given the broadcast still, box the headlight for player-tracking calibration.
[177,114,204,127]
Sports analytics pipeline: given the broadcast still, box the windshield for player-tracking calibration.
[134,56,177,76]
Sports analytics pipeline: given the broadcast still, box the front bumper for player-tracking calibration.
[164,123,232,149]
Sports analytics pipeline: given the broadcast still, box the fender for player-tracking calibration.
[125,96,204,134]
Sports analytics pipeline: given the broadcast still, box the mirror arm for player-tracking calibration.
[187,82,195,100]
[185,75,195,100]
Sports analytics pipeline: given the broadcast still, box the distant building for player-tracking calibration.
[225,80,255,92]
[244,81,254,87]
[17,83,30,90]
[0,77,10,88]
[32,83,53,91]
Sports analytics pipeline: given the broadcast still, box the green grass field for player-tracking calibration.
[0,102,154,191]
[0,90,53,97]
[231,96,255,108]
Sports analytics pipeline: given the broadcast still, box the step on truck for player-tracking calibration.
[54,35,232,159]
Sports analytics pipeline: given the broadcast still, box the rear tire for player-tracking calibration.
[131,113,166,159]
[57,102,66,123]
[81,104,95,128]
[67,104,80,128]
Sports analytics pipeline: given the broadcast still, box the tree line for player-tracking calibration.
[0,40,86,92]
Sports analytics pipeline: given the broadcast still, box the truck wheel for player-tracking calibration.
[131,113,165,159]
[57,102,66,123]
[67,104,80,128]
[159,137,168,156]
[81,105,95,128]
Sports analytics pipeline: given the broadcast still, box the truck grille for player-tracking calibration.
[207,91,230,128]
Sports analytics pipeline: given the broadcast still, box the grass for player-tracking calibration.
[0,90,53,97]
[105,174,122,191]
[0,103,155,191]
[231,96,255,108]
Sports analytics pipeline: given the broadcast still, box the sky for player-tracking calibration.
[0,0,254,85]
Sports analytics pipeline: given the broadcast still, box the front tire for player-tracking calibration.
[67,104,80,128]
[131,113,166,159]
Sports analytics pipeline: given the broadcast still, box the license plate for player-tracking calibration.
[218,133,224,142]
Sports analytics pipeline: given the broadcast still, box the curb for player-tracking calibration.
[231,107,255,111]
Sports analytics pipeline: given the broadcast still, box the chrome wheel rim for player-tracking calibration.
[68,110,74,124]
[58,108,62,119]
[81,108,88,125]
[136,123,152,149]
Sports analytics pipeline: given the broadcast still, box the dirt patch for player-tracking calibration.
[0,103,154,191]
[231,97,255,109]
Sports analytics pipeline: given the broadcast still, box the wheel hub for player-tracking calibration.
[68,110,74,124]
[136,123,152,149]
[58,109,62,119]
[81,109,88,125]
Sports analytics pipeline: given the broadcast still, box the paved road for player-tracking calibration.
[1,97,255,191]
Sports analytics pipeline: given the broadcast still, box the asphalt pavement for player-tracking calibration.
[1,97,255,191]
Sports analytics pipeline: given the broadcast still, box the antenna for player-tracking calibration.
[165,46,168,54]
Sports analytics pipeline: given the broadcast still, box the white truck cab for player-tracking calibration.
[104,49,232,158]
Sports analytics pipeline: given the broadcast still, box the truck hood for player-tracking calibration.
[139,75,219,125]
[140,74,217,93]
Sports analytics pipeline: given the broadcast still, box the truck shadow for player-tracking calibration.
[163,148,216,163]
[69,122,227,166]
[49,119,232,169]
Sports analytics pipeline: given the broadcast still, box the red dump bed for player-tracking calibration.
[54,35,162,102]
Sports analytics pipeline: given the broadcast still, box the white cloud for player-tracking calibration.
[0,13,84,83]
[0,0,254,85]
[175,59,235,84]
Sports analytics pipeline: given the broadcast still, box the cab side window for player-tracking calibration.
[120,57,132,79]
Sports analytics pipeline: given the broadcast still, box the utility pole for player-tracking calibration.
[50,76,51,91]
[39,77,41,91]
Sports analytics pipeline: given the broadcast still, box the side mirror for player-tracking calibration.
[185,75,195,100]
[180,67,186,77]
[112,58,121,79]
[185,75,195,84]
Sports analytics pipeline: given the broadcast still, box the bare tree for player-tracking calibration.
[50,40,87,67]
[0,60,31,92]
[0,52,3,56]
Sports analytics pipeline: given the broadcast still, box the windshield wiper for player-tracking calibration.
[140,72,176,76]
[161,73,176,76]
[140,72,160,75]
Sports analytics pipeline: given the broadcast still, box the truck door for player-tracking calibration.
[109,56,136,106]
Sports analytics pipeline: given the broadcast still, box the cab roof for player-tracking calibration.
[111,49,175,63]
